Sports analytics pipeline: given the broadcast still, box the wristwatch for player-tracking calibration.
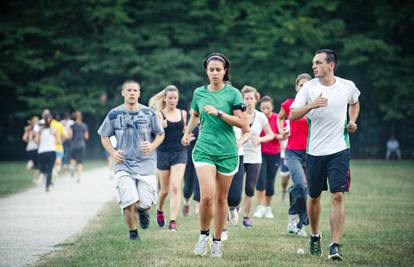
[217,110,224,118]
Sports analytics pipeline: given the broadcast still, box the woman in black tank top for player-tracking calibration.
[149,85,187,232]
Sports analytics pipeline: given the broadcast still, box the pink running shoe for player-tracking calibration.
[156,210,165,227]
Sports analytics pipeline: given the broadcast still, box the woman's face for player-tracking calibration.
[296,78,310,92]
[244,92,257,110]
[206,60,226,85]
[260,101,273,117]
[164,90,178,108]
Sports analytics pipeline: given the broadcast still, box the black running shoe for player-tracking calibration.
[129,231,140,240]
[137,209,150,229]
[309,235,322,256]
[328,243,344,261]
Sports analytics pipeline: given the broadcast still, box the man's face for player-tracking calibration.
[122,82,140,104]
[312,53,334,78]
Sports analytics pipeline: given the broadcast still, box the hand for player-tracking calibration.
[251,135,260,145]
[347,121,358,133]
[281,128,290,138]
[310,93,328,109]
[189,133,196,142]
[203,105,218,116]
[140,141,154,155]
[181,133,191,146]
[113,150,125,164]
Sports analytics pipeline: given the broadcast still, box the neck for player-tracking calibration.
[209,82,225,91]
[319,74,336,86]
[246,108,255,114]
[165,107,176,113]
[125,102,139,111]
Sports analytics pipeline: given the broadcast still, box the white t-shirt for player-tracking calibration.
[233,127,244,156]
[38,128,56,153]
[290,77,360,156]
[26,131,38,151]
[60,119,75,134]
[243,111,268,163]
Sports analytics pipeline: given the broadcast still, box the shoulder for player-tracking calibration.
[193,86,205,95]
[256,111,267,120]
[336,76,357,89]
[139,104,157,117]
[107,105,126,120]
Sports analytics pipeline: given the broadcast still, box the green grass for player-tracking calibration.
[37,160,414,266]
[0,160,106,198]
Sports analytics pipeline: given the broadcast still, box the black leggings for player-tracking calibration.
[38,151,56,189]
[256,153,280,196]
[244,163,261,197]
[227,156,244,207]
[182,148,200,202]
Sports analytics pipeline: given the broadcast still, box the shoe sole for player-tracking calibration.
[328,253,343,261]
[194,240,212,257]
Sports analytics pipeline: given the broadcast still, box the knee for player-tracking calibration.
[331,192,344,203]
[159,189,168,199]
[201,194,213,205]
[171,185,180,195]
[215,194,228,206]
[308,195,321,204]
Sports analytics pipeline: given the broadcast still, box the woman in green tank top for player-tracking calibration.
[182,53,250,257]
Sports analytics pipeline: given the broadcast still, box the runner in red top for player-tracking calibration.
[277,73,312,237]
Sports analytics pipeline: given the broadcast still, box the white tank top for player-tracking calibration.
[38,128,56,153]
[26,131,38,151]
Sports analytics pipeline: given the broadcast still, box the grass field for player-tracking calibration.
[0,160,106,198]
[37,160,414,266]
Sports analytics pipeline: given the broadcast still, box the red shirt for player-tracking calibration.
[281,98,308,151]
[260,112,281,155]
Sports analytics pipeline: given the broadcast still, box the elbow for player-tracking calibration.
[289,113,298,121]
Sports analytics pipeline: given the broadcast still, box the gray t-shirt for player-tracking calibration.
[98,104,164,175]
[70,122,88,150]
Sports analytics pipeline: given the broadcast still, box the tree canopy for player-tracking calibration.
[1,0,413,159]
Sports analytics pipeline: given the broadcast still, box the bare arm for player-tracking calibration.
[84,130,89,141]
[290,93,327,121]
[22,128,30,142]
[256,123,274,144]
[203,105,247,129]
[347,101,360,133]
[182,110,200,146]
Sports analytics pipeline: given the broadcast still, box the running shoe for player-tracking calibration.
[168,221,177,232]
[242,217,253,228]
[182,203,190,217]
[194,234,211,256]
[221,229,229,241]
[138,209,150,229]
[253,205,265,218]
[156,210,165,227]
[264,206,274,218]
[296,227,307,237]
[210,241,223,258]
[129,230,140,240]
[287,214,299,233]
[309,234,322,257]
[328,243,344,261]
[228,208,239,226]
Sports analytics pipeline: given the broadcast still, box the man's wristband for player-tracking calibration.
[217,110,224,118]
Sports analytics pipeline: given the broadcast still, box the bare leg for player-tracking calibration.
[308,195,322,235]
[195,165,216,231]
[256,190,265,205]
[330,192,345,243]
[213,172,233,239]
[169,164,186,221]
[243,196,253,217]
[157,169,170,212]
[265,196,273,206]
[124,204,137,230]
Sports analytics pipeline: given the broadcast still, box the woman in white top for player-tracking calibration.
[240,86,274,228]
[22,116,39,174]
[35,114,60,192]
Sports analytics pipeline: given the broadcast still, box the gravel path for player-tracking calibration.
[0,167,115,267]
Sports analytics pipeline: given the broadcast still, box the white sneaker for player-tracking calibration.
[210,241,223,257]
[194,234,211,256]
[253,205,265,218]
[228,208,239,226]
[287,214,299,233]
[264,206,274,218]
[221,229,229,241]
[296,227,307,237]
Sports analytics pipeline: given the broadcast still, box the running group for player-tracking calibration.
[98,48,360,261]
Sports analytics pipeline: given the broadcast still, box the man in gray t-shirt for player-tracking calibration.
[98,80,165,241]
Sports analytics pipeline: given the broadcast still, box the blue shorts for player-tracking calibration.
[56,151,64,159]
[306,149,351,198]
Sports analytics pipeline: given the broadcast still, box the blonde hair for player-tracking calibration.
[295,73,311,88]
[241,85,260,101]
[149,85,179,112]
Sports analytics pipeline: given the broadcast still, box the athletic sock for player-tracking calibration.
[129,229,138,238]
[200,229,209,236]
[213,238,221,242]
[311,233,320,238]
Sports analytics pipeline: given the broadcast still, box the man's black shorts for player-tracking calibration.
[71,147,85,164]
[306,149,351,198]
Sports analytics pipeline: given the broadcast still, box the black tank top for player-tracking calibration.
[158,110,185,152]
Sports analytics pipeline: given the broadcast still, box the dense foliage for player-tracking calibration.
[1,0,413,159]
